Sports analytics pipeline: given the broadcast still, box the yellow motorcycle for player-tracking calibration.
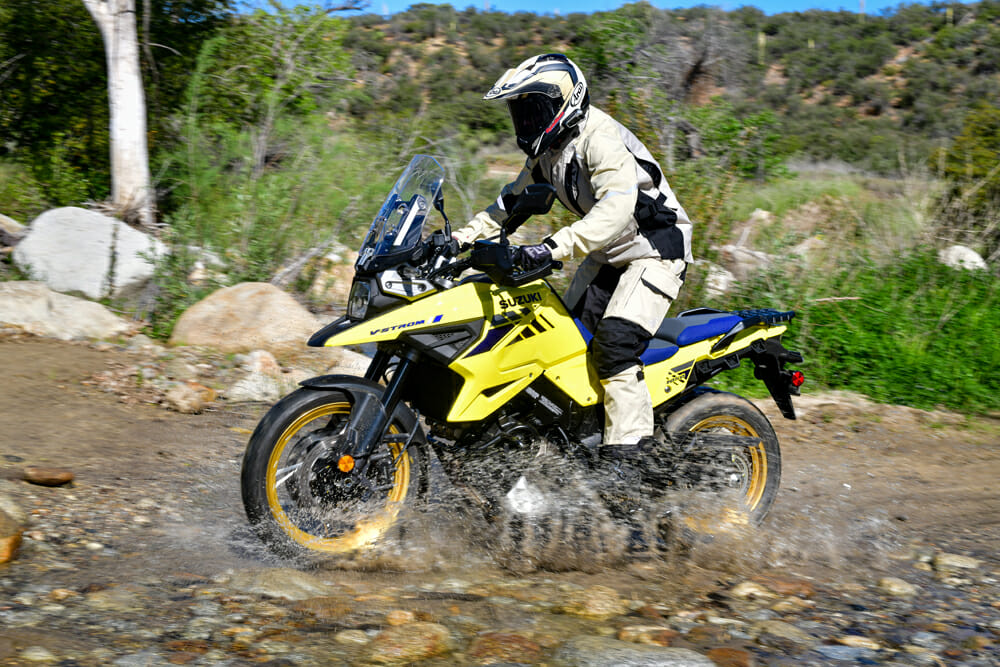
[241,155,805,562]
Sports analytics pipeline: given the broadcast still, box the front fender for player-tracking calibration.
[298,374,421,434]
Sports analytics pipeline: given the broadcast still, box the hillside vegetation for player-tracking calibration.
[0,0,998,412]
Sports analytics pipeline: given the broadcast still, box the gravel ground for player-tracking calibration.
[1,335,998,666]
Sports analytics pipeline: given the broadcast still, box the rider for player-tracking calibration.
[453,53,693,470]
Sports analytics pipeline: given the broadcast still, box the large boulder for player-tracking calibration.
[0,281,132,340]
[169,282,322,354]
[12,207,166,300]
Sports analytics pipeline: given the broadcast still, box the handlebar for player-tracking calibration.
[422,240,562,287]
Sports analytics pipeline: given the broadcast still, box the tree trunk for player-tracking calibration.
[82,0,155,228]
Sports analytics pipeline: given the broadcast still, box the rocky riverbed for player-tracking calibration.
[1,335,998,666]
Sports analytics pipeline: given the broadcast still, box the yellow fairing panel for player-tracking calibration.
[323,282,488,348]
[447,281,600,422]
[644,323,788,407]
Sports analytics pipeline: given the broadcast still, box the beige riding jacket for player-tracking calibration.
[454,107,693,268]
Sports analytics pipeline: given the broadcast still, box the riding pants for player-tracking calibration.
[566,257,687,445]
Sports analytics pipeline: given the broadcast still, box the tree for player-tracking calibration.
[82,0,154,227]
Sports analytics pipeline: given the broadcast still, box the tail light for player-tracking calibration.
[790,370,805,388]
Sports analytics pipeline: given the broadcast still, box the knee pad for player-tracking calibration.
[589,317,651,380]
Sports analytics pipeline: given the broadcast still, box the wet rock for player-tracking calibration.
[553,635,716,666]
[753,620,814,645]
[467,631,543,664]
[618,625,679,646]
[730,580,778,600]
[814,644,877,660]
[84,584,150,612]
[932,552,982,571]
[23,466,74,487]
[0,508,23,563]
[705,647,756,667]
[335,629,371,646]
[226,568,337,601]
[19,646,58,662]
[836,634,881,650]
[753,574,816,598]
[878,576,919,597]
[557,585,628,620]
[385,609,417,625]
[365,621,452,664]
[293,596,353,620]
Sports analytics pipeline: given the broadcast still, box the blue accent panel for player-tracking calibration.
[574,318,593,344]
[432,314,444,323]
[640,343,679,365]
[466,324,513,357]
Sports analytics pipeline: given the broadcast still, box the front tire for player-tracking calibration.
[658,390,781,528]
[241,386,424,559]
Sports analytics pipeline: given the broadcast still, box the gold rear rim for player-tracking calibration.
[688,414,768,512]
[265,402,411,554]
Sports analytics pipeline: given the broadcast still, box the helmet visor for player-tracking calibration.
[507,94,560,144]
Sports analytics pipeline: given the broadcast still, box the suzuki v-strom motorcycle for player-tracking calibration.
[241,155,805,563]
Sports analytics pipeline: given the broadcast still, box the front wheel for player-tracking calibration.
[657,390,781,531]
[241,386,425,559]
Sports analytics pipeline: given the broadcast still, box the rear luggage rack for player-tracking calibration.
[711,309,796,353]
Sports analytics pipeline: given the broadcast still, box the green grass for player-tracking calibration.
[710,249,1000,414]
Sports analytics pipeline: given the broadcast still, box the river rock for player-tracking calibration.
[878,576,919,597]
[365,621,452,664]
[705,647,756,667]
[468,631,543,664]
[618,625,679,646]
[553,635,716,666]
[932,552,981,571]
[23,466,74,486]
[0,507,23,564]
[0,281,132,340]
[225,568,337,601]
[557,585,628,620]
[12,206,165,299]
[169,282,321,354]
[752,619,814,645]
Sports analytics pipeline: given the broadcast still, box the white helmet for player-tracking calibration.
[484,53,590,158]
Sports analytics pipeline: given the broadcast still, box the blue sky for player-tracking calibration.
[365,0,911,17]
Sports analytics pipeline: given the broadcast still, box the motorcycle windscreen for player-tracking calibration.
[357,155,445,273]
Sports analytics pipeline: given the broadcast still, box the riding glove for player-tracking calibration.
[520,242,552,269]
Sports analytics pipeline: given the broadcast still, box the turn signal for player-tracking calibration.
[338,455,355,473]
[790,370,805,388]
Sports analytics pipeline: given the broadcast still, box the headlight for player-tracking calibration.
[347,281,371,320]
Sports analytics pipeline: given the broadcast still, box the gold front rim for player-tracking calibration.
[688,415,768,511]
[265,402,411,554]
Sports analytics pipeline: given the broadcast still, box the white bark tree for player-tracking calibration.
[82,0,154,228]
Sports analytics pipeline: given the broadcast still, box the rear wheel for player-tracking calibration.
[241,386,424,559]
[657,390,781,531]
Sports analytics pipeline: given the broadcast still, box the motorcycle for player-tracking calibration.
[240,155,805,565]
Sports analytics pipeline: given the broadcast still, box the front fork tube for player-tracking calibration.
[346,348,419,460]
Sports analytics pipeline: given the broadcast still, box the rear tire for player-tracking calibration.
[241,386,425,559]
[657,390,781,527]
